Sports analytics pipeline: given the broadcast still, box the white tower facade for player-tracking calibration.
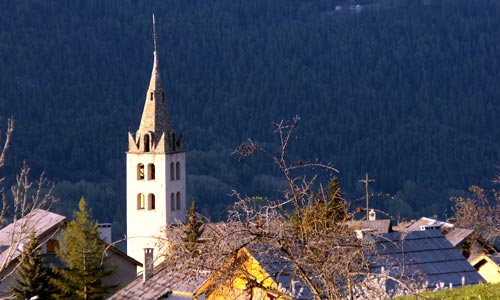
[126,17,186,266]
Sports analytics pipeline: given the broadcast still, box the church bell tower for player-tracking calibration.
[126,16,186,266]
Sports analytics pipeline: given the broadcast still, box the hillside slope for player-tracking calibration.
[0,0,499,234]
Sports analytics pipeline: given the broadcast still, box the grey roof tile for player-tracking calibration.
[406,217,453,232]
[370,230,485,288]
[108,263,208,300]
[445,228,474,247]
[348,219,392,233]
[0,209,66,265]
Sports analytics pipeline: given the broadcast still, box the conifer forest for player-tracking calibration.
[1,0,500,239]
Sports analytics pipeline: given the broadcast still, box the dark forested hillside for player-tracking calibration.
[0,0,500,238]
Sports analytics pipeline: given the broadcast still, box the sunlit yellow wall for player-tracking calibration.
[199,248,287,300]
[476,259,500,283]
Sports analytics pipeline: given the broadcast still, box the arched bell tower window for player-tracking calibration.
[170,162,175,181]
[150,92,153,101]
[148,163,155,180]
[137,164,144,180]
[162,91,165,102]
[176,192,181,211]
[144,134,150,152]
[137,193,145,210]
[170,193,175,211]
[148,194,155,210]
[176,162,181,180]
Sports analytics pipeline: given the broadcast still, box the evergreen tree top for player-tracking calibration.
[53,197,116,300]
[11,232,54,300]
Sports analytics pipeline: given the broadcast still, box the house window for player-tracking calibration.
[176,192,181,211]
[144,135,150,152]
[148,194,155,210]
[170,193,175,211]
[137,163,144,180]
[137,193,145,210]
[170,162,175,181]
[148,163,155,180]
[176,162,181,180]
[46,239,59,254]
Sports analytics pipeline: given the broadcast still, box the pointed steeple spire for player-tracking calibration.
[129,15,183,154]
[148,14,162,92]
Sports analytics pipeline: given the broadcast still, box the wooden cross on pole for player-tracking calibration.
[359,172,375,220]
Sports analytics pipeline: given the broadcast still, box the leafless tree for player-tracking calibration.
[159,117,423,300]
[0,117,57,283]
[452,185,500,246]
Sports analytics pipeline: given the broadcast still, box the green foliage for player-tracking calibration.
[11,232,54,300]
[53,180,126,251]
[326,178,346,222]
[183,201,204,253]
[52,197,115,300]
[291,177,349,241]
[398,283,500,300]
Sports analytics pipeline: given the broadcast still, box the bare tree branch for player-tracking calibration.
[162,118,423,299]
[0,118,57,284]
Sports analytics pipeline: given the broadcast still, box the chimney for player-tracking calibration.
[143,248,154,282]
[368,209,376,221]
[98,223,112,244]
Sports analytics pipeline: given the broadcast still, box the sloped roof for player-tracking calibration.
[0,209,66,266]
[108,222,253,300]
[488,254,500,266]
[0,209,66,245]
[0,209,141,271]
[348,219,392,233]
[445,228,474,247]
[370,230,485,288]
[406,217,454,232]
[244,243,313,299]
[107,262,209,300]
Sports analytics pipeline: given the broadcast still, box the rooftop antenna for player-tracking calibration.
[152,14,158,53]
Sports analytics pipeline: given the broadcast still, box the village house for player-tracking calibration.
[0,209,140,298]
[470,254,500,283]
[194,243,312,300]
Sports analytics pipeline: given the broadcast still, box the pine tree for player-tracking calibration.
[52,197,115,300]
[11,232,54,300]
[325,177,346,223]
[182,200,204,253]
[291,177,347,241]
